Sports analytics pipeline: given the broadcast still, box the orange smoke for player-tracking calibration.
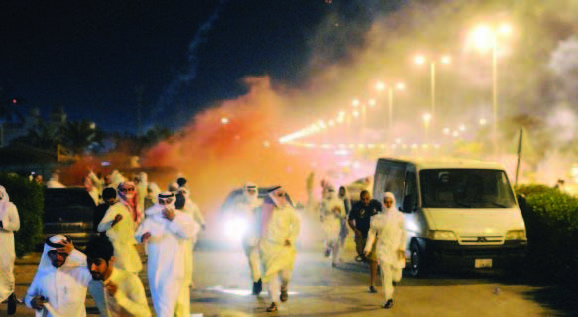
[141,77,322,213]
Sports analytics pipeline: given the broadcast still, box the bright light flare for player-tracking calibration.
[221,117,229,125]
[368,98,377,107]
[352,98,360,107]
[479,118,487,125]
[224,216,248,241]
[395,82,406,90]
[375,81,386,91]
[422,113,432,123]
[352,110,360,118]
[414,55,426,65]
[470,25,494,51]
[440,55,451,64]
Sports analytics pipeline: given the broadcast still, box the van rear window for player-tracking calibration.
[420,169,516,208]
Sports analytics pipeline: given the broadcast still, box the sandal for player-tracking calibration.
[266,302,278,312]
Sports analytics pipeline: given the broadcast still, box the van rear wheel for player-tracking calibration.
[409,240,429,278]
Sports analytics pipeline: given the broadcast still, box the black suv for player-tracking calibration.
[43,187,97,245]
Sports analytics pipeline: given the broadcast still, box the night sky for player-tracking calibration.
[1,0,347,133]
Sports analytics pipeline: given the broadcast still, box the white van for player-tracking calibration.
[373,158,527,277]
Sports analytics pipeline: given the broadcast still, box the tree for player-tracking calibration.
[60,120,104,156]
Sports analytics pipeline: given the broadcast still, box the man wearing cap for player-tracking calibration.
[25,235,91,316]
[0,185,20,316]
[232,182,263,295]
[86,236,151,317]
[136,191,195,317]
[258,186,301,312]
[97,182,143,274]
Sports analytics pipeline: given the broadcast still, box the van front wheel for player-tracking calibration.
[409,240,428,278]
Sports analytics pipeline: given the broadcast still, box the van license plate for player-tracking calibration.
[475,259,492,268]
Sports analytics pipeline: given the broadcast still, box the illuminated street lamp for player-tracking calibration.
[414,54,451,133]
[375,80,406,131]
[422,112,432,143]
[221,117,229,125]
[467,22,513,156]
[479,118,487,126]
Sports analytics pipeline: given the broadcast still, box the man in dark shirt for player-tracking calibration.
[348,190,382,293]
[93,187,118,234]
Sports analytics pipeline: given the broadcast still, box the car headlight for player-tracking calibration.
[426,230,457,241]
[505,230,526,240]
[223,217,248,240]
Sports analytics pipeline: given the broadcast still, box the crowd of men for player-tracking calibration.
[0,170,408,316]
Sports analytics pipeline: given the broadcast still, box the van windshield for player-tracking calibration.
[420,169,516,208]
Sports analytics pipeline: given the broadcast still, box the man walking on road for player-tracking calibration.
[232,182,264,295]
[348,190,382,293]
[258,186,301,312]
[365,192,407,309]
[25,235,91,316]
[97,182,143,274]
[136,191,195,317]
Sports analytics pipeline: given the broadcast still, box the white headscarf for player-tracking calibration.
[0,185,11,222]
[145,191,175,216]
[383,192,397,213]
[242,182,258,204]
[37,235,84,273]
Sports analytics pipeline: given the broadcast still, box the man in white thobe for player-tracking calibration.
[320,187,346,267]
[136,192,195,317]
[85,236,151,317]
[232,182,263,295]
[174,190,199,289]
[98,182,143,274]
[25,235,91,317]
[258,186,301,313]
[0,185,20,316]
[364,192,407,309]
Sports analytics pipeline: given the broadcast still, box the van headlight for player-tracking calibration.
[505,230,526,240]
[223,216,248,241]
[426,230,457,241]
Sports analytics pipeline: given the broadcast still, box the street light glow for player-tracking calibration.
[440,55,452,64]
[352,98,360,107]
[479,118,487,125]
[375,81,386,91]
[352,110,360,118]
[395,82,406,90]
[221,117,229,125]
[470,25,494,51]
[368,98,377,107]
[422,113,432,123]
[498,23,513,36]
[414,55,426,65]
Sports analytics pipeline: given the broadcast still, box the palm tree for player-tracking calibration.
[60,120,104,156]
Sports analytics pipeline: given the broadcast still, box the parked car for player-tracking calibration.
[43,187,97,245]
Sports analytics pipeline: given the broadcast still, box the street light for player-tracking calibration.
[375,80,406,132]
[414,54,451,134]
[221,117,229,125]
[467,22,513,157]
[422,112,432,144]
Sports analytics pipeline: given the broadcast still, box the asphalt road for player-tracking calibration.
[6,214,577,316]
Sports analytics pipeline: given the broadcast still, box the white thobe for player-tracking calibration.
[179,201,202,288]
[365,209,407,301]
[233,196,263,282]
[0,199,20,302]
[135,208,194,317]
[88,268,151,317]
[320,197,345,264]
[259,205,301,303]
[98,203,142,273]
[25,250,91,317]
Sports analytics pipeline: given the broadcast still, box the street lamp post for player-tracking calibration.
[414,55,451,139]
[468,23,512,157]
[375,81,405,134]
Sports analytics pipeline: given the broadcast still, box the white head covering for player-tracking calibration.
[37,235,83,273]
[242,182,258,204]
[146,191,175,216]
[0,185,10,222]
[383,192,397,213]
[267,186,289,208]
